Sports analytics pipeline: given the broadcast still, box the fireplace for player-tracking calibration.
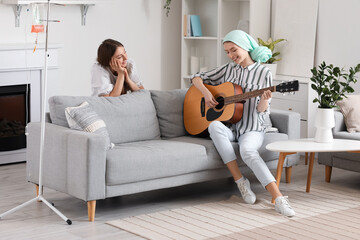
[0,43,61,164]
[0,84,30,151]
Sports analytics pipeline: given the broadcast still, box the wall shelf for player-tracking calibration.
[1,0,97,27]
[184,37,218,40]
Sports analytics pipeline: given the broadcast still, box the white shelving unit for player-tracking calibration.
[270,0,319,138]
[271,75,317,138]
[1,0,97,27]
[181,0,271,89]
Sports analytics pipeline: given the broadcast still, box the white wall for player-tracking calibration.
[315,0,360,93]
[0,0,181,96]
[271,0,360,92]
[161,0,181,90]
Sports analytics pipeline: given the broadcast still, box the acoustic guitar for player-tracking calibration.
[183,80,299,136]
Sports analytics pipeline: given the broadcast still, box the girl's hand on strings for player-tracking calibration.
[261,90,272,101]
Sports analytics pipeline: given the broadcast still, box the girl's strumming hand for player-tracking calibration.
[204,89,218,108]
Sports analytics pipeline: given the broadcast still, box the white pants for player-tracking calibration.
[208,121,276,188]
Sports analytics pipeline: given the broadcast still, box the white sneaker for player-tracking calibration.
[275,196,296,217]
[236,178,256,204]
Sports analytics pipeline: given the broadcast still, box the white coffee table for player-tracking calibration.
[266,138,360,195]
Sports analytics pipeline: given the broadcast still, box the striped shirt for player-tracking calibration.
[190,62,272,138]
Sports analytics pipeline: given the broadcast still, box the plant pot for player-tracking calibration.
[314,108,335,143]
[263,63,277,76]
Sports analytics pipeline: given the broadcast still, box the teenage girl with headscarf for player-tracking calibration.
[191,30,295,217]
[91,39,144,97]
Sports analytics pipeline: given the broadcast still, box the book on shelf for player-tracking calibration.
[183,14,202,37]
[190,15,202,37]
[183,15,187,37]
[183,14,192,37]
[187,15,192,36]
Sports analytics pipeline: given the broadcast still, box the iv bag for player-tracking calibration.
[31,4,45,33]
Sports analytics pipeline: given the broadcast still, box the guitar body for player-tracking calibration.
[184,82,244,136]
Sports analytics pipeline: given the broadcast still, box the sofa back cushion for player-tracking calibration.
[336,95,360,133]
[49,90,161,144]
[150,89,188,138]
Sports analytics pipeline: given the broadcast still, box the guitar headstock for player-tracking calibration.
[276,80,299,93]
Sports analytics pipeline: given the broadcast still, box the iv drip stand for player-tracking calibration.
[0,0,72,225]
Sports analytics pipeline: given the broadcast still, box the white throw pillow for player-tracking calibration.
[336,95,360,133]
[65,101,114,150]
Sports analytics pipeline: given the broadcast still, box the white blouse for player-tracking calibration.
[91,59,142,96]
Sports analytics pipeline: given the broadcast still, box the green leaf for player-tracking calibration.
[311,68,318,76]
[311,84,318,91]
[271,39,286,47]
[272,52,280,57]
[323,88,331,95]
[257,38,267,46]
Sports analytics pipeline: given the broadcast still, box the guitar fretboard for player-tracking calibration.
[224,86,276,105]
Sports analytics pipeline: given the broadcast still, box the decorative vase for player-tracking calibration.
[314,108,335,143]
[263,63,277,76]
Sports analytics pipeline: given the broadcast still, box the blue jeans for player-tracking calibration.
[208,121,276,188]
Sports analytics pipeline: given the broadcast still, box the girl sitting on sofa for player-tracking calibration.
[190,30,295,217]
[91,39,144,97]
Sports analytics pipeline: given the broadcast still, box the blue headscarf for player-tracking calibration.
[223,30,272,63]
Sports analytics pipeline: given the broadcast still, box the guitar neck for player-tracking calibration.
[225,86,276,105]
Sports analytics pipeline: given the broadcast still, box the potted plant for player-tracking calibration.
[163,0,171,17]
[257,37,286,76]
[310,61,360,142]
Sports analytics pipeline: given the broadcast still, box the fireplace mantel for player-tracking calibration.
[0,43,62,71]
[0,43,62,164]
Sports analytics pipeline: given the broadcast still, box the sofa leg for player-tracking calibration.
[87,200,96,222]
[285,167,292,183]
[35,184,43,202]
[325,166,332,183]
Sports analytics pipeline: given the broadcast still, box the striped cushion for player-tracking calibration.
[65,101,114,150]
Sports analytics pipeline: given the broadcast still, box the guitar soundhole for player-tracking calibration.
[215,96,224,110]
[206,96,225,121]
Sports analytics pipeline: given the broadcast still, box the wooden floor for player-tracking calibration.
[0,158,360,240]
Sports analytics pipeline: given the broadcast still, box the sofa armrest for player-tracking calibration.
[270,109,300,140]
[333,110,346,133]
[26,122,107,201]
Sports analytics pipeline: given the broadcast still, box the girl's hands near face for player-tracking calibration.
[261,90,272,101]
[110,58,126,76]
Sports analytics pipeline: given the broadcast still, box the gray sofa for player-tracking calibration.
[318,110,360,182]
[26,89,300,221]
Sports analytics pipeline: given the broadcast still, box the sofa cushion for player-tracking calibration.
[49,90,161,144]
[106,139,210,185]
[333,131,360,141]
[336,95,360,133]
[65,101,113,150]
[169,133,288,168]
[150,89,188,138]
